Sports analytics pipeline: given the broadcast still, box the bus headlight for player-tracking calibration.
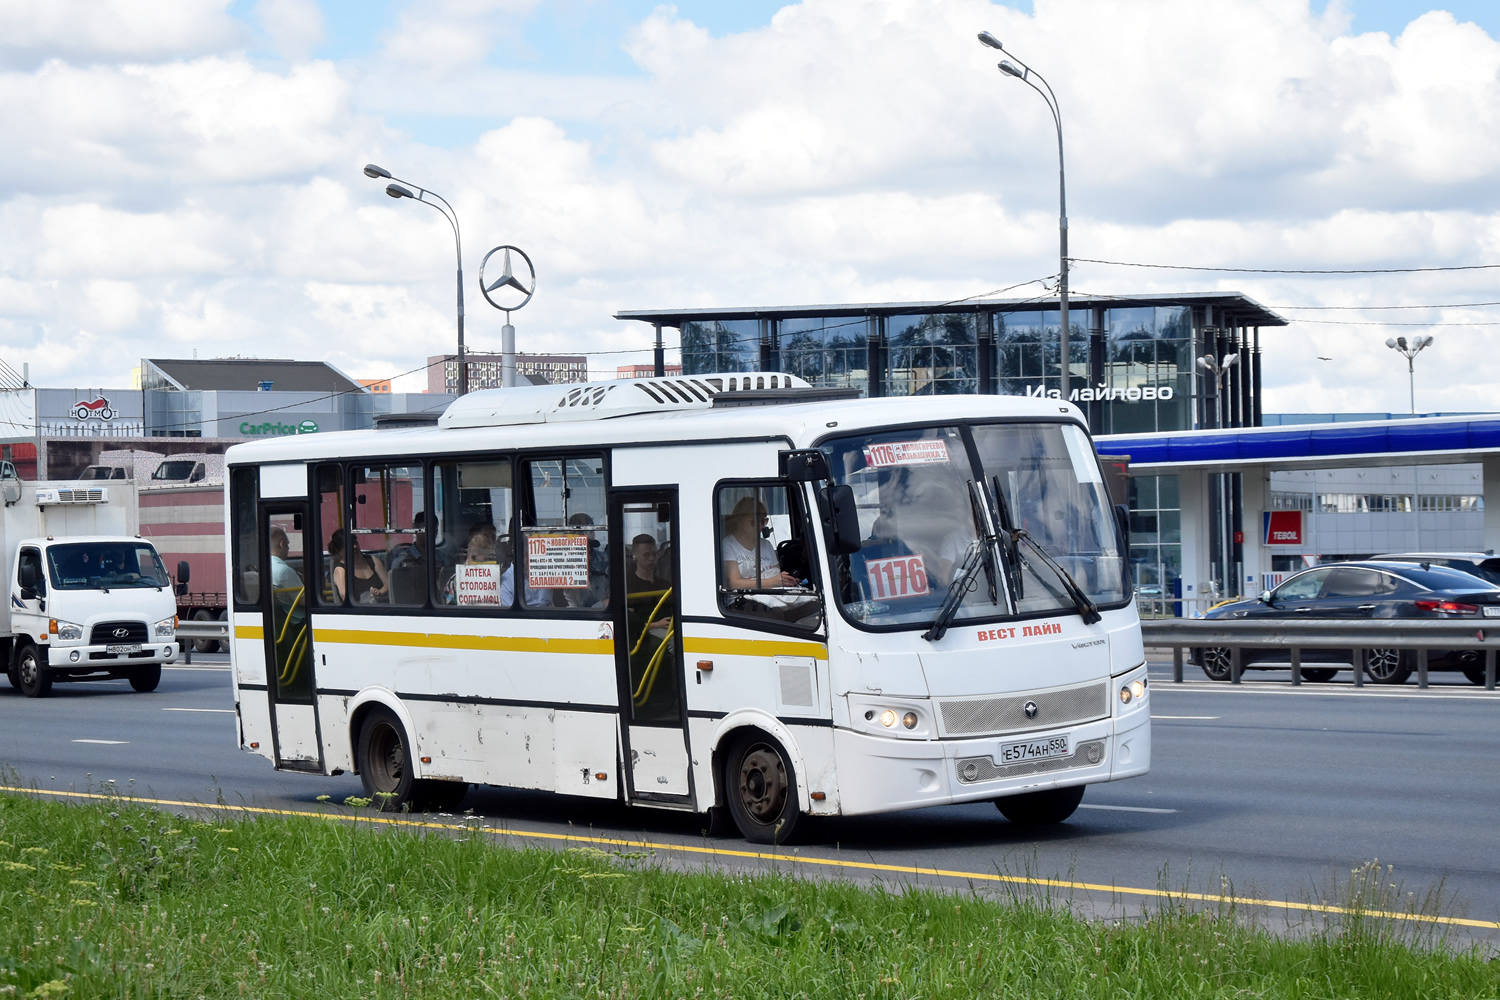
[851,696,932,739]
[879,709,897,728]
[1115,669,1148,712]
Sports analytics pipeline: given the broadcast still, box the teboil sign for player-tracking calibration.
[1262,510,1303,545]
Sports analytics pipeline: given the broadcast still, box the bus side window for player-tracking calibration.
[434,459,514,609]
[714,481,821,630]
[519,456,608,613]
[230,466,260,606]
[313,464,344,606]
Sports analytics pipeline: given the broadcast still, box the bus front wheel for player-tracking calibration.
[995,784,1085,825]
[358,708,417,811]
[724,731,802,845]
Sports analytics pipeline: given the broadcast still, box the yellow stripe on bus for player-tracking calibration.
[312,628,612,656]
[234,625,264,640]
[682,636,828,660]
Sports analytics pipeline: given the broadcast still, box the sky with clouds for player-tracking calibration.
[2,0,1499,413]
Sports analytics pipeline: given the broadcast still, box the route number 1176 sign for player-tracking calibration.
[864,555,929,600]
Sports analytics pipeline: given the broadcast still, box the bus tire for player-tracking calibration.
[724,730,801,845]
[129,665,161,692]
[995,784,1085,825]
[357,707,417,811]
[16,645,51,698]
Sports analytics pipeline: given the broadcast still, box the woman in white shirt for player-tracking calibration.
[721,497,800,590]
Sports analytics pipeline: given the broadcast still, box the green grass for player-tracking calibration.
[0,790,1494,999]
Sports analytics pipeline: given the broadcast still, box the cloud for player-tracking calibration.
[1,0,1500,415]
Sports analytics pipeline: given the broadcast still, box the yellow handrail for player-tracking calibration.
[278,625,309,685]
[273,586,304,644]
[631,624,675,707]
[629,588,673,657]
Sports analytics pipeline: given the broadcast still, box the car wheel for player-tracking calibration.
[995,784,1086,825]
[724,731,802,844]
[1364,648,1412,685]
[129,665,161,692]
[1301,667,1337,683]
[1200,647,1232,681]
[16,645,51,698]
[357,707,417,811]
[1462,667,1488,685]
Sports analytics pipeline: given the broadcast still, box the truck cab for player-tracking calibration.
[7,536,181,697]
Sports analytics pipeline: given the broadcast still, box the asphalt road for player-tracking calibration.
[1,655,1496,935]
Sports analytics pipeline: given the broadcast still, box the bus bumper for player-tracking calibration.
[830,711,1149,817]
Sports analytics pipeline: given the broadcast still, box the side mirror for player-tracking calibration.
[1259,589,1273,604]
[19,561,35,591]
[825,484,862,555]
[177,560,191,585]
[779,449,830,483]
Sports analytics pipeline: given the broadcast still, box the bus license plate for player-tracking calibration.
[106,644,142,655]
[998,735,1070,764]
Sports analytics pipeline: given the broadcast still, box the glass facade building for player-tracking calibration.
[618,291,1285,598]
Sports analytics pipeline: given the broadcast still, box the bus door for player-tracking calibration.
[611,490,693,806]
[260,503,323,771]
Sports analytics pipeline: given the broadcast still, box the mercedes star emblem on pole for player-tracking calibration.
[478,246,536,314]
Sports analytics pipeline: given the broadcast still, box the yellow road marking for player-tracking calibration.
[11,786,1497,931]
[683,637,828,660]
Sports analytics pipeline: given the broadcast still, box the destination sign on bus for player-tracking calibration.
[864,554,930,600]
[526,533,591,589]
[862,439,949,468]
[454,562,503,605]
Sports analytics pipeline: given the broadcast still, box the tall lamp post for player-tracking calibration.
[1198,351,1240,601]
[1385,335,1433,416]
[977,31,1072,396]
[363,164,469,396]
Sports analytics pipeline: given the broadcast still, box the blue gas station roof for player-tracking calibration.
[1096,415,1500,474]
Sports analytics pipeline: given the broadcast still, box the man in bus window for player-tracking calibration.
[269,527,306,625]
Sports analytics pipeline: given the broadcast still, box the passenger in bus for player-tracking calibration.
[269,527,305,621]
[464,522,498,564]
[625,533,675,719]
[387,514,428,605]
[328,528,389,604]
[627,533,670,595]
[721,497,799,590]
[564,512,609,608]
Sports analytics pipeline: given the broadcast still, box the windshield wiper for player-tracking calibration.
[966,480,999,606]
[921,540,985,642]
[1008,528,1101,625]
[986,476,1024,601]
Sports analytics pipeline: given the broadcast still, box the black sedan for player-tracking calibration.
[1191,560,1500,685]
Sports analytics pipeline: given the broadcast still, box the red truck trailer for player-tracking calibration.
[138,483,226,651]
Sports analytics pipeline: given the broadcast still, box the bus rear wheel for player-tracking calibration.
[358,708,417,811]
[995,785,1085,825]
[724,731,801,845]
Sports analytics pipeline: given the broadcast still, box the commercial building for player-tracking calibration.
[426,352,588,394]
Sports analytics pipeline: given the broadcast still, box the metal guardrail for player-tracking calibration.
[175,619,228,665]
[1141,618,1500,690]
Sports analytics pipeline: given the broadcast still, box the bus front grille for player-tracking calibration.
[955,739,1107,784]
[937,681,1108,737]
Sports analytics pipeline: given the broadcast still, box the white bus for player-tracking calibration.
[225,374,1148,842]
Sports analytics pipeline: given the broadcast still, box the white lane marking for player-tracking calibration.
[72,739,127,745]
[1152,714,1220,720]
[164,665,231,672]
[161,707,235,714]
[1078,803,1178,814]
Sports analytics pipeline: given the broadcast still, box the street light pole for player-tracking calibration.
[978,31,1071,397]
[1385,335,1434,416]
[363,164,469,396]
[1197,350,1240,600]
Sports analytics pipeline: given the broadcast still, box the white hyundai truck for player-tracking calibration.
[1,481,181,697]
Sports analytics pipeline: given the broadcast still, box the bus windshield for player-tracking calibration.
[823,422,1125,629]
[46,542,171,590]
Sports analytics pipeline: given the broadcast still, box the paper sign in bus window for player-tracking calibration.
[864,555,930,600]
[526,533,591,589]
[862,439,949,468]
[455,562,503,605]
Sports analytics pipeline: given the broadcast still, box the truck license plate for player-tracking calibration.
[105,644,142,655]
[999,734,1071,764]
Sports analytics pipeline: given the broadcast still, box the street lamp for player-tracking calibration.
[1196,351,1239,429]
[1196,350,1240,601]
[977,31,1073,397]
[1385,335,1433,416]
[363,163,469,396]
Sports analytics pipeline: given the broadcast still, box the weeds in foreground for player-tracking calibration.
[0,790,1493,998]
